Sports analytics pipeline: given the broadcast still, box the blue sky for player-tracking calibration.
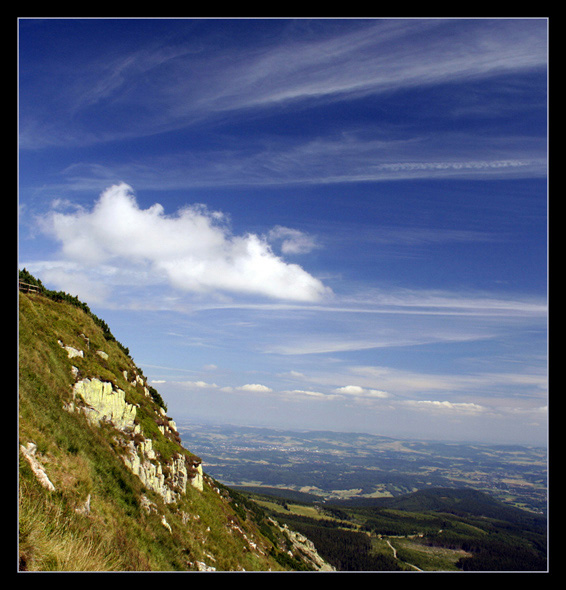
[18,18,548,445]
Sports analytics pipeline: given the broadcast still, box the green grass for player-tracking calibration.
[18,291,297,572]
[21,287,546,572]
[386,537,469,571]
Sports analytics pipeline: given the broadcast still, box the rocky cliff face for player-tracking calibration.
[59,339,204,503]
[19,286,333,572]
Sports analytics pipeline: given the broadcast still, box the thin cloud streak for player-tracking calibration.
[264,333,496,357]
[186,291,547,318]
[49,133,547,193]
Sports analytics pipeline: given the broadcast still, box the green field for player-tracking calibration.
[241,487,547,572]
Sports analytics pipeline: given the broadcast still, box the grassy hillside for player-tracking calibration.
[18,276,330,572]
[17,271,548,572]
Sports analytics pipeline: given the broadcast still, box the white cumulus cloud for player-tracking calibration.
[334,385,390,398]
[236,383,273,393]
[43,183,330,303]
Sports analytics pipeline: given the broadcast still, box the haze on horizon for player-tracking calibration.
[18,18,548,446]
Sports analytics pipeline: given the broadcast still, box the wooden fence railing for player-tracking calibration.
[18,281,41,294]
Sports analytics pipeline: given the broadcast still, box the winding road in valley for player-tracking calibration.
[385,539,423,572]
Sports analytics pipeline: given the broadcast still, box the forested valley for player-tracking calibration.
[242,487,547,572]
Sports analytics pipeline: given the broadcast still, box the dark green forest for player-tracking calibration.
[243,487,547,572]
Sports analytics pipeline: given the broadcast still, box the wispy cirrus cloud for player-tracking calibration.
[403,400,488,415]
[254,287,545,356]
[282,389,333,400]
[19,18,546,203]
[176,380,219,390]
[162,19,546,118]
[47,130,546,194]
[345,364,548,400]
[20,19,546,151]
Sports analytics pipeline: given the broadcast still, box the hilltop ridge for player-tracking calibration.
[18,271,333,572]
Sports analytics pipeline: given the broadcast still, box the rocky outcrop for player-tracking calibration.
[57,339,84,359]
[71,378,137,431]
[121,437,203,503]
[19,286,337,571]
[19,442,56,492]
[286,527,335,571]
[269,518,335,571]
[60,339,203,504]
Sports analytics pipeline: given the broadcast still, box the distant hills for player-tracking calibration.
[177,420,547,514]
[18,270,548,572]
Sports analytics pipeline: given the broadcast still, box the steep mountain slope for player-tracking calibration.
[18,275,333,572]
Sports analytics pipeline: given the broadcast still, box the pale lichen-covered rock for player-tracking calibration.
[190,462,204,492]
[121,437,203,503]
[195,561,216,571]
[271,520,336,571]
[132,374,145,388]
[128,455,177,504]
[72,378,137,431]
[161,515,172,533]
[157,414,179,439]
[122,447,169,501]
[58,339,84,359]
[140,494,159,514]
[20,442,56,492]
[138,438,156,460]
[61,343,204,503]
